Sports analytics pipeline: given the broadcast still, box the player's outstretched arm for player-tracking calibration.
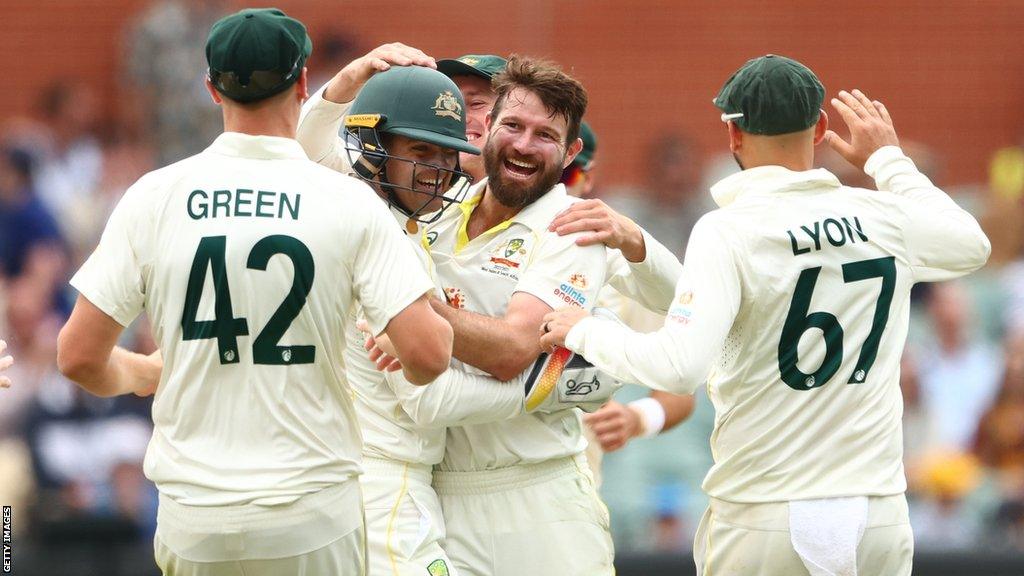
[584,391,694,452]
[381,293,453,385]
[57,295,161,397]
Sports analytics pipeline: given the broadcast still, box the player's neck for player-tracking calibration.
[220,106,299,140]
[467,185,519,240]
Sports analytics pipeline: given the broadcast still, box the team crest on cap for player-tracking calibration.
[433,91,463,120]
[460,57,479,65]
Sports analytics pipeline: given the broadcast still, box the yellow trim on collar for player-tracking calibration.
[454,192,515,254]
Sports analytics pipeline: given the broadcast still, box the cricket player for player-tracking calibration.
[296,47,547,576]
[541,55,991,575]
[55,10,454,576]
[417,55,619,576]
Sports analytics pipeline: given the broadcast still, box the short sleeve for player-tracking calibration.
[513,232,607,311]
[69,185,148,327]
[352,196,436,334]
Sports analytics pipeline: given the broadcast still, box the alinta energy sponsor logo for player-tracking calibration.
[554,278,588,307]
[667,290,695,325]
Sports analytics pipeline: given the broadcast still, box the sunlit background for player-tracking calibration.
[2,1,1023,574]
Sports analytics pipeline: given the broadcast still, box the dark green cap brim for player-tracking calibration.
[437,55,507,80]
[389,126,481,155]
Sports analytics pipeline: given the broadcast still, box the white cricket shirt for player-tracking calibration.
[298,86,526,465]
[427,181,610,470]
[71,133,435,506]
[565,146,991,502]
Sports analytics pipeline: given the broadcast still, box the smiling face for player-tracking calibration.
[450,74,496,182]
[482,87,580,210]
[379,134,460,215]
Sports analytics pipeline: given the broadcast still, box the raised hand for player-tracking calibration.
[825,89,899,172]
[324,43,436,103]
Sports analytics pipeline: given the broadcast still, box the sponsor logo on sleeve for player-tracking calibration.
[667,290,695,325]
[554,273,590,307]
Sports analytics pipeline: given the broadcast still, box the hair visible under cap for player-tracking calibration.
[490,55,587,146]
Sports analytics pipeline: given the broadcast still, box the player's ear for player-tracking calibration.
[296,68,310,102]
[563,137,583,169]
[205,77,223,105]
[812,110,828,146]
[728,120,743,152]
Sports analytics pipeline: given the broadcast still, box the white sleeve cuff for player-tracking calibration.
[564,315,597,353]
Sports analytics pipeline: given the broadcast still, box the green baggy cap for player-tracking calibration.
[713,54,825,136]
[205,8,313,103]
[437,54,508,81]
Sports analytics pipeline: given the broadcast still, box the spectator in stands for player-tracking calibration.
[32,80,103,231]
[909,281,1002,451]
[600,132,712,258]
[974,333,1024,549]
[121,0,226,164]
[0,145,68,312]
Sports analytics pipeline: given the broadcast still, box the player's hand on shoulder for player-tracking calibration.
[326,43,436,103]
[548,199,646,262]
[0,339,13,389]
[825,89,900,172]
[584,400,642,452]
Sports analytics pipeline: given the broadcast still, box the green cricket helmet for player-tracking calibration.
[343,65,480,224]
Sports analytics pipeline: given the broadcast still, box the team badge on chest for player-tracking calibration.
[481,237,530,280]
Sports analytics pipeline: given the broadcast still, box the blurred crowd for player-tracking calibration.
[2,0,1024,559]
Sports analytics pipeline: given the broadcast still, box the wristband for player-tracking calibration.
[628,397,666,438]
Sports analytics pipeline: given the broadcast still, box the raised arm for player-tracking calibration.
[297,43,436,169]
[826,89,990,282]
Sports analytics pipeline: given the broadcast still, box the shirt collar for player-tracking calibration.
[710,165,842,208]
[450,179,568,253]
[206,132,310,161]
[509,183,570,231]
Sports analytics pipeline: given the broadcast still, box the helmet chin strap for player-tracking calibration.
[376,166,418,219]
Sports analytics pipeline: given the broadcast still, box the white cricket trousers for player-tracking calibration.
[434,454,614,576]
[694,493,913,576]
[361,456,458,576]
[153,479,367,576]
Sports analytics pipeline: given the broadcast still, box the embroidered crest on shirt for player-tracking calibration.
[481,237,529,280]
